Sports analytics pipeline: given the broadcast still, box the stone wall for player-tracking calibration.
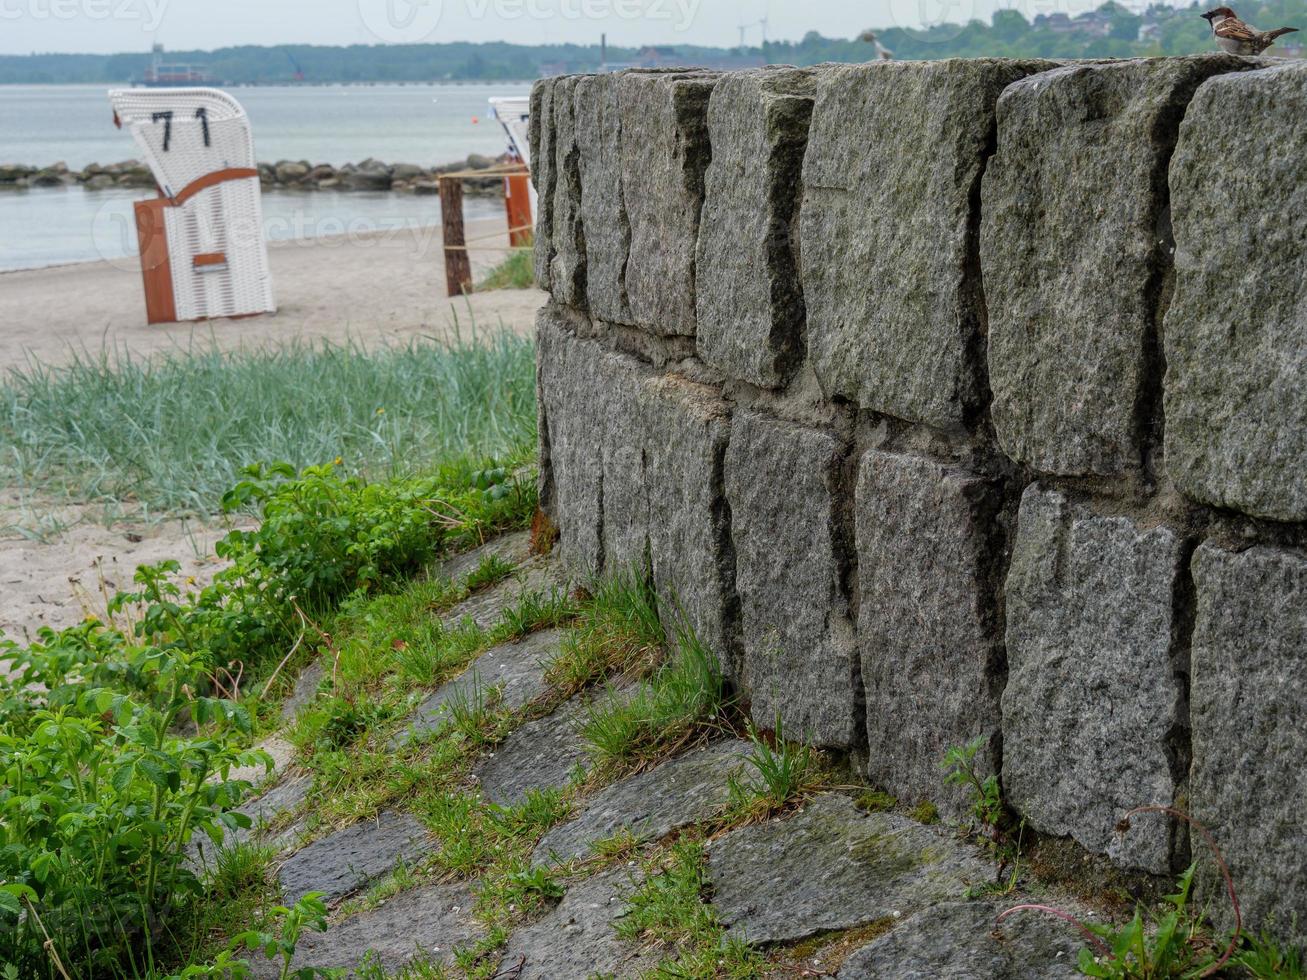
[530,57,1307,946]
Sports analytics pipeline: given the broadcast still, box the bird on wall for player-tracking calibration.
[858,29,895,61]
[1202,6,1299,54]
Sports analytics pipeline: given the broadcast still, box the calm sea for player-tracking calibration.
[0,82,532,272]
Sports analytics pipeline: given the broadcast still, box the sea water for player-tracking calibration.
[0,82,531,271]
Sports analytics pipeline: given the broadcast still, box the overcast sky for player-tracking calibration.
[0,0,1048,56]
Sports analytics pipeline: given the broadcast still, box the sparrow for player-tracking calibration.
[1202,6,1299,54]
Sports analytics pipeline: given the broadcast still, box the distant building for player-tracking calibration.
[137,44,212,87]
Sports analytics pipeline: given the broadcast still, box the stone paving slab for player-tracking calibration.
[836,901,1083,979]
[281,660,325,722]
[533,739,752,865]
[707,794,991,944]
[253,882,481,979]
[498,865,657,979]
[472,683,635,807]
[278,810,437,904]
[391,628,562,747]
[438,530,533,583]
[442,558,565,631]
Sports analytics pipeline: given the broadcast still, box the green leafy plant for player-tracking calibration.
[504,866,565,901]
[0,619,266,978]
[230,892,332,980]
[0,455,537,977]
[941,735,1004,838]
[1000,806,1258,980]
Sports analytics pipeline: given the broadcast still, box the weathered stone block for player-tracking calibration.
[725,411,859,748]
[837,901,1083,979]
[1002,486,1186,873]
[545,75,587,308]
[536,307,603,572]
[500,867,658,978]
[643,374,736,679]
[707,794,991,944]
[574,73,631,324]
[619,70,717,336]
[598,346,654,575]
[1190,543,1307,950]
[801,59,1050,429]
[983,57,1252,477]
[1164,63,1307,522]
[259,884,481,979]
[856,450,1005,816]
[696,68,813,387]
[529,78,555,292]
[538,308,734,675]
[533,739,751,865]
[278,811,435,903]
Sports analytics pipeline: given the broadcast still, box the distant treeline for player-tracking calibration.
[3,1,1303,85]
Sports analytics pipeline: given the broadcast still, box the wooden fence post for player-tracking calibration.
[439,175,472,297]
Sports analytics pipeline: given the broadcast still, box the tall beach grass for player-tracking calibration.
[0,323,537,514]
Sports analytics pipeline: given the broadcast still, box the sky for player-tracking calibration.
[0,0,1044,56]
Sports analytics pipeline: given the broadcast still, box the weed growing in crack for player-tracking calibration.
[942,735,1004,839]
[616,837,764,978]
[493,586,579,641]
[545,571,664,696]
[464,553,516,593]
[579,624,727,776]
[724,715,821,823]
[1002,805,1305,979]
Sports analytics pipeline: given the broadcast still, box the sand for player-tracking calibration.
[0,213,546,644]
[0,215,544,368]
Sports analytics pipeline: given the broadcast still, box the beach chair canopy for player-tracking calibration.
[108,87,274,323]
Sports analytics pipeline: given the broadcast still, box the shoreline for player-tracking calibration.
[1,154,514,194]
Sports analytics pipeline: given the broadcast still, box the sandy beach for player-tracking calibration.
[0,213,545,643]
[0,214,543,368]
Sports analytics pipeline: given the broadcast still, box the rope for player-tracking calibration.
[442,223,535,253]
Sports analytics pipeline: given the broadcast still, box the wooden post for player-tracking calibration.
[504,172,533,247]
[439,175,472,297]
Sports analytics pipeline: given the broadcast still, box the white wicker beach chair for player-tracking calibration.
[109,88,275,323]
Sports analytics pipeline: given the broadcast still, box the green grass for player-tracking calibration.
[579,628,727,776]
[723,717,821,823]
[0,325,536,514]
[476,248,535,292]
[617,838,764,978]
